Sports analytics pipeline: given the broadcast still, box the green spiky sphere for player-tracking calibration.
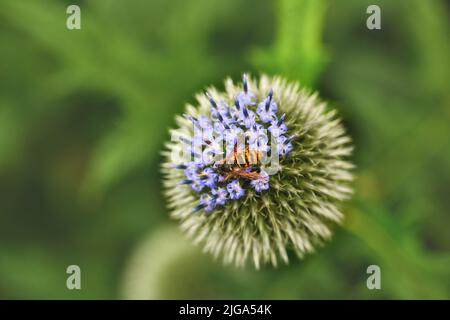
[162,75,353,268]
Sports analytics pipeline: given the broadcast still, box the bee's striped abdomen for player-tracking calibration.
[236,149,246,167]
[247,149,260,164]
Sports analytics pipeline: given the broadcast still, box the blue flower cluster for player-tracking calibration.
[176,75,293,213]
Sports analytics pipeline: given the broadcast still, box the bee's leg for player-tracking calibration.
[223,171,235,181]
[242,171,261,180]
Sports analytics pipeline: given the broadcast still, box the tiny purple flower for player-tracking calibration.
[227,180,245,199]
[184,166,198,180]
[251,170,270,192]
[201,168,218,188]
[198,115,212,130]
[276,135,293,156]
[212,187,228,205]
[224,125,244,146]
[211,100,229,120]
[191,176,206,192]
[202,147,220,166]
[257,89,277,123]
[238,107,256,128]
[200,193,216,212]
[237,90,256,106]
[268,114,287,137]
[236,74,256,106]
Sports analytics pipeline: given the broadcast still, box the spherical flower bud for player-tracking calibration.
[162,74,353,268]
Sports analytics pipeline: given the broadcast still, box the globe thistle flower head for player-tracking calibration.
[162,74,353,268]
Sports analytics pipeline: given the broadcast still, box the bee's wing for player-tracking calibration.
[239,171,261,180]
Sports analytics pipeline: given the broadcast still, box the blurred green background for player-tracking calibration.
[0,0,449,299]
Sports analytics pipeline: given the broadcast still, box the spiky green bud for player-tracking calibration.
[162,75,353,268]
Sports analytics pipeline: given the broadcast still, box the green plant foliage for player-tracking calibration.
[252,0,329,87]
